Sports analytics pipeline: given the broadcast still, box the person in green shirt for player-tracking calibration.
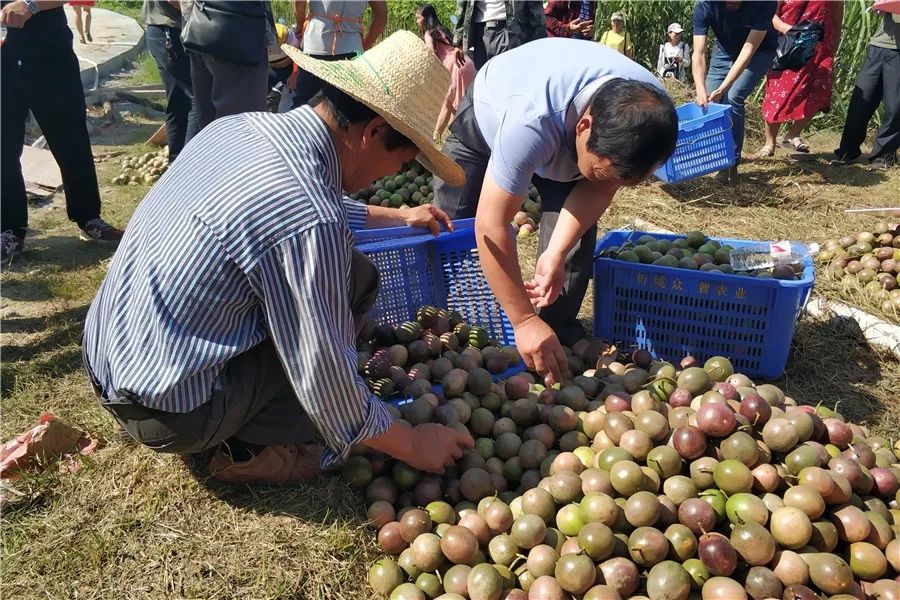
[598,11,634,59]
[833,10,899,171]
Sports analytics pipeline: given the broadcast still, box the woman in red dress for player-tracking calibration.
[69,0,97,44]
[749,0,842,158]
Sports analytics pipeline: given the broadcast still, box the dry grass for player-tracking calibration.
[2,119,898,600]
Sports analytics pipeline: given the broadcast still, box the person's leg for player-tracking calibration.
[349,248,381,335]
[784,116,813,140]
[484,24,510,62]
[1,43,30,245]
[835,45,883,162]
[869,47,900,165]
[27,39,107,233]
[291,65,327,109]
[205,55,268,120]
[146,26,190,160]
[189,52,216,135]
[432,91,491,219]
[723,50,775,161]
[471,22,488,70]
[532,175,593,347]
[72,6,85,44]
[84,6,92,42]
[749,121,779,159]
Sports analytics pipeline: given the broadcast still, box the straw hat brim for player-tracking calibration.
[283,45,465,187]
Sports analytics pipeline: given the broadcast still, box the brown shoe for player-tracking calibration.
[207,444,324,484]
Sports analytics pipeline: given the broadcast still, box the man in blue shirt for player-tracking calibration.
[432,38,678,386]
[692,0,778,184]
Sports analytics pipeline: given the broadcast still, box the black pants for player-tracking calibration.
[1,32,101,239]
[145,25,199,162]
[187,51,269,139]
[470,21,510,70]
[432,90,593,345]
[836,45,900,164]
[290,52,356,109]
[89,249,381,454]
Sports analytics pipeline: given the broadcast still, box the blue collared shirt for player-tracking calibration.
[470,37,664,196]
[82,106,389,468]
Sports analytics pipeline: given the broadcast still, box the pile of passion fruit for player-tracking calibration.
[352,346,899,600]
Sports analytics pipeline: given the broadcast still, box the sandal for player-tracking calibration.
[782,136,810,153]
[746,145,775,160]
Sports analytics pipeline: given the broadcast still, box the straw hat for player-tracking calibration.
[282,30,465,186]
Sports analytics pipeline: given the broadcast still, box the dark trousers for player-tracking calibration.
[89,249,381,454]
[145,25,199,161]
[187,51,269,139]
[836,45,900,164]
[470,21,510,70]
[1,33,101,239]
[290,52,356,109]
[432,91,592,345]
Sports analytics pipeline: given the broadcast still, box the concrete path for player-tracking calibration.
[63,6,144,90]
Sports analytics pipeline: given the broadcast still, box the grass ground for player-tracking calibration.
[2,103,898,598]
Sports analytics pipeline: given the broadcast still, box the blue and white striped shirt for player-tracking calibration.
[82,106,391,468]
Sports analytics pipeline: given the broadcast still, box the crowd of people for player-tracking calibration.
[0,0,896,484]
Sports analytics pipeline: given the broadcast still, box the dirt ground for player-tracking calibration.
[1,101,898,599]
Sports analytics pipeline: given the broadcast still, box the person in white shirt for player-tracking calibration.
[657,22,691,82]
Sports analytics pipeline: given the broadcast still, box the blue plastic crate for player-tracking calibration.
[592,230,815,379]
[354,218,525,404]
[654,102,736,184]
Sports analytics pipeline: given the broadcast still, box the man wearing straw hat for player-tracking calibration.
[82,31,474,485]
[432,38,678,386]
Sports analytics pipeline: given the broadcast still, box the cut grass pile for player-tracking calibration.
[1,114,897,600]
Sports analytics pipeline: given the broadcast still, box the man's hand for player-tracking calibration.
[403,205,454,236]
[708,86,726,103]
[526,251,565,308]
[577,19,593,35]
[567,18,590,36]
[401,424,474,474]
[286,69,299,91]
[514,315,569,387]
[454,47,466,68]
[695,87,710,108]
[1,0,34,28]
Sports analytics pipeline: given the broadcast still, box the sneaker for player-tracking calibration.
[79,218,124,242]
[1,231,25,261]
[867,157,896,172]
[830,150,859,166]
[207,443,324,484]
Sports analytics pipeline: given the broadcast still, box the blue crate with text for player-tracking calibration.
[592,230,815,379]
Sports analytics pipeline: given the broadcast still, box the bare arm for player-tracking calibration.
[293,0,307,39]
[475,175,569,384]
[1,0,67,27]
[528,178,614,308]
[363,0,387,50]
[692,34,709,105]
[434,99,454,140]
[708,29,767,102]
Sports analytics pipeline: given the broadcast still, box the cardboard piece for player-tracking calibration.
[147,124,167,146]
[20,145,63,191]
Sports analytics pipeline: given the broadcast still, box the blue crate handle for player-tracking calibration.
[674,115,734,149]
[354,217,476,243]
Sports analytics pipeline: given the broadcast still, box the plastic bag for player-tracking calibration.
[0,413,99,480]
[772,20,824,72]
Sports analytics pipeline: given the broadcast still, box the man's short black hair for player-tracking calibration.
[310,84,415,152]
[587,79,678,180]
